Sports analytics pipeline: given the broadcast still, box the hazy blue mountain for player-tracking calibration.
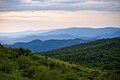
[38,27,120,37]
[1,34,76,44]
[0,37,11,41]
[0,30,50,38]
[99,31,120,38]
[0,37,15,45]
[1,27,120,44]
[6,38,85,52]
[0,30,50,44]
[16,34,76,42]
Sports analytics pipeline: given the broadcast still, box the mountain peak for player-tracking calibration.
[29,39,42,43]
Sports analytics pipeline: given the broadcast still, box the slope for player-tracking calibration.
[41,37,120,70]
[0,44,112,80]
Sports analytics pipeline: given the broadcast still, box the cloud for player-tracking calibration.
[0,10,120,32]
[0,0,120,12]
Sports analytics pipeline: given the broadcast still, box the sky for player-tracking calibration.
[0,0,120,32]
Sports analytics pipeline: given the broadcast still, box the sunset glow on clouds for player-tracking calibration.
[0,0,120,32]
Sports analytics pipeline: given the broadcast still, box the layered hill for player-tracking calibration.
[0,44,110,80]
[2,34,76,44]
[1,27,120,44]
[41,37,120,70]
[6,38,85,52]
[0,37,120,80]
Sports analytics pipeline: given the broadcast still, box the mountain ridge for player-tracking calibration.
[6,38,85,52]
[0,27,120,44]
[41,37,120,70]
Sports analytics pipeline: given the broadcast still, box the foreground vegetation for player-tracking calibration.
[41,37,120,69]
[0,44,111,80]
[0,37,120,80]
[40,37,120,79]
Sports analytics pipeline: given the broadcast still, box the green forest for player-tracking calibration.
[0,37,120,80]
[39,37,120,79]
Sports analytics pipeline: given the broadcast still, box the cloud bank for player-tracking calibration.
[0,0,120,12]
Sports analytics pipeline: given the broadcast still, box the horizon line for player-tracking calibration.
[0,26,120,33]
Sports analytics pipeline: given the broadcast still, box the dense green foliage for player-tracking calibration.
[0,43,112,80]
[41,37,120,70]
[0,37,120,80]
[39,37,120,79]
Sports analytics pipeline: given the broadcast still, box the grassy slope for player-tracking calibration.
[0,44,110,80]
[0,71,29,80]
[39,37,120,80]
[0,37,120,80]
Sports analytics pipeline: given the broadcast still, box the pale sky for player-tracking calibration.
[0,0,120,32]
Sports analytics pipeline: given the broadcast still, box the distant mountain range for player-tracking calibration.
[0,27,120,44]
[1,34,76,44]
[0,30,50,37]
[6,38,85,52]
[98,31,120,38]
[38,27,120,37]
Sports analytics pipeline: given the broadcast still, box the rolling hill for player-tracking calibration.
[39,27,120,38]
[41,37,120,70]
[99,31,120,38]
[2,34,76,44]
[1,27,120,44]
[0,44,111,80]
[0,38,120,80]
[6,38,85,52]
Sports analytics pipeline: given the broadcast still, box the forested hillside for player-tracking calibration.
[0,44,111,80]
[41,37,120,70]
[0,37,120,80]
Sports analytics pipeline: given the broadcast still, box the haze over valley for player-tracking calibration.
[0,0,120,80]
[1,27,119,52]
